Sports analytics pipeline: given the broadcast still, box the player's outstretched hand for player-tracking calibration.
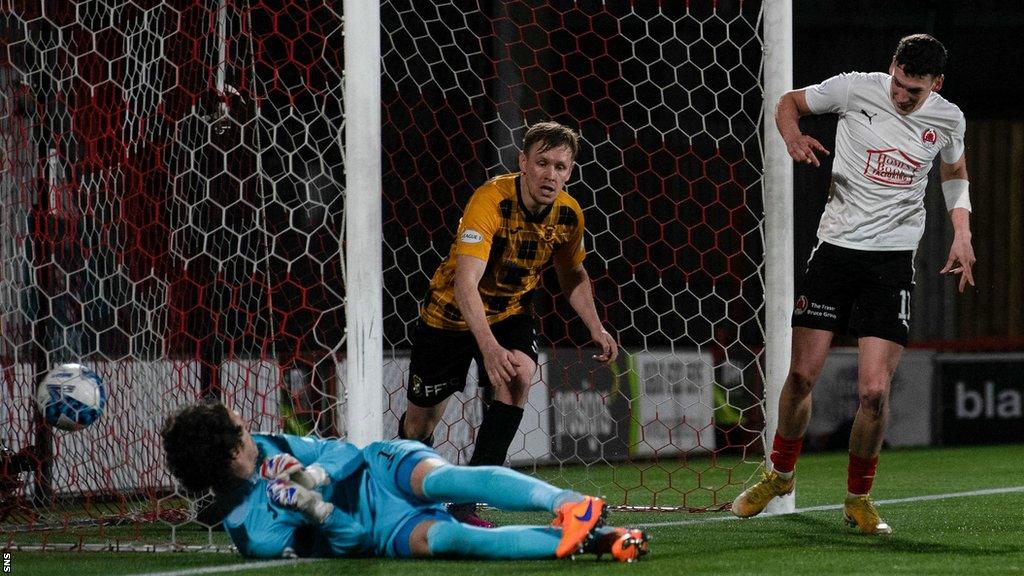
[591,328,619,364]
[785,135,830,167]
[940,234,976,293]
[260,453,328,490]
[266,479,334,524]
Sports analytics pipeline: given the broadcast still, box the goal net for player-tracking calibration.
[0,0,769,549]
[380,1,767,509]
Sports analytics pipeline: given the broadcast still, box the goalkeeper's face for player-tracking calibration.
[228,410,258,480]
[518,143,575,213]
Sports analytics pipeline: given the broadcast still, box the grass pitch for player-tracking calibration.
[8,443,1024,576]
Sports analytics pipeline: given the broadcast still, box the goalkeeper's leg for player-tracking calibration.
[363,440,580,512]
[407,520,648,561]
[422,463,581,512]
[419,461,607,558]
[421,520,562,559]
[365,441,606,558]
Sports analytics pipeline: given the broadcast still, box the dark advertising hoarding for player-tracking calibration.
[936,354,1024,445]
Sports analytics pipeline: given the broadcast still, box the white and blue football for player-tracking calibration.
[34,364,106,431]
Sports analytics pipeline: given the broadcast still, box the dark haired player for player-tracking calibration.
[161,402,648,561]
[733,34,975,534]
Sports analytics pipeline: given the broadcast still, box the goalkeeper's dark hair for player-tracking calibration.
[523,121,579,160]
[893,34,947,78]
[161,402,243,494]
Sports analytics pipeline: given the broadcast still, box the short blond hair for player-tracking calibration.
[523,121,579,160]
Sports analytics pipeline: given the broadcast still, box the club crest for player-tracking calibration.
[794,295,808,315]
[921,128,937,148]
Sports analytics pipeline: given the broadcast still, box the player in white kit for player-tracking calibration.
[732,34,976,533]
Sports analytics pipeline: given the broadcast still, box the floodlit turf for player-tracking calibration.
[7,444,1024,576]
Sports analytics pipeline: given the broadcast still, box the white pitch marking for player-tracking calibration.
[123,485,1024,573]
[636,485,1024,528]
[128,558,319,576]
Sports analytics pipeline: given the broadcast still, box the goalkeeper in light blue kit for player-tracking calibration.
[161,403,648,562]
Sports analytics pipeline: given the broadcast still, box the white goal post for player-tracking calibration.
[345,0,796,508]
[762,0,796,515]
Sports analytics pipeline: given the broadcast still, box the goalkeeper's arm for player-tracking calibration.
[266,479,334,524]
[265,435,366,484]
[261,453,329,489]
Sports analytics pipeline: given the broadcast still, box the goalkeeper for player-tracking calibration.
[161,402,648,562]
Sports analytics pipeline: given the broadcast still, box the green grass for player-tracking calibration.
[6,444,1024,575]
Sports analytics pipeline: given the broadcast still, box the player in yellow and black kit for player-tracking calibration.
[398,122,618,527]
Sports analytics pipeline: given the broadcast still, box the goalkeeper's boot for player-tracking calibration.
[552,495,607,558]
[446,502,494,528]
[583,527,649,563]
[731,469,795,518]
[843,495,892,535]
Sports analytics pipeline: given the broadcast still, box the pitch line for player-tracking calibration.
[124,485,1024,574]
[636,485,1024,528]
[128,558,319,576]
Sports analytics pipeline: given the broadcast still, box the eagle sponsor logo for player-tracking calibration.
[459,229,483,244]
[863,148,920,186]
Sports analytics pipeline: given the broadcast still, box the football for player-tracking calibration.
[34,363,107,431]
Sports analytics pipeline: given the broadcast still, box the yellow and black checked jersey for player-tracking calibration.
[421,173,586,331]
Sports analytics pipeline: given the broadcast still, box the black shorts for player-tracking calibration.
[406,314,539,408]
[792,241,914,346]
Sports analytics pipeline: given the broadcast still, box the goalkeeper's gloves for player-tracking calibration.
[260,453,329,490]
[266,479,334,524]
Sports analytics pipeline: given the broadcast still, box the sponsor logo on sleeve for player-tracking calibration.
[460,229,483,244]
[863,148,921,186]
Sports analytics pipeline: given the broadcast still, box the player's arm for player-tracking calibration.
[775,89,830,167]
[261,435,365,488]
[228,521,296,558]
[226,499,305,558]
[938,154,976,292]
[554,263,618,363]
[247,484,365,557]
[315,511,367,557]
[454,254,518,386]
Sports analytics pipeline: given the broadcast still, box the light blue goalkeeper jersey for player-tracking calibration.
[215,434,446,558]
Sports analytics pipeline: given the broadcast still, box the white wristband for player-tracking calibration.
[308,499,335,524]
[292,464,329,490]
[941,179,971,212]
[306,464,329,487]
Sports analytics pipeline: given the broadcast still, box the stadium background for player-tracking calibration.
[0,1,1021,571]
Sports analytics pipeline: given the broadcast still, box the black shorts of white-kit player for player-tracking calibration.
[406,314,540,408]
[792,241,915,347]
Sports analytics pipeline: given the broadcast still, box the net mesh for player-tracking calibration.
[0,0,767,548]
[380,1,766,509]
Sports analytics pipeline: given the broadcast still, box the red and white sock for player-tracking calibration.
[769,433,803,480]
[847,453,879,497]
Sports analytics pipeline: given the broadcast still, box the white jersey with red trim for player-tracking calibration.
[803,71,965,251]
